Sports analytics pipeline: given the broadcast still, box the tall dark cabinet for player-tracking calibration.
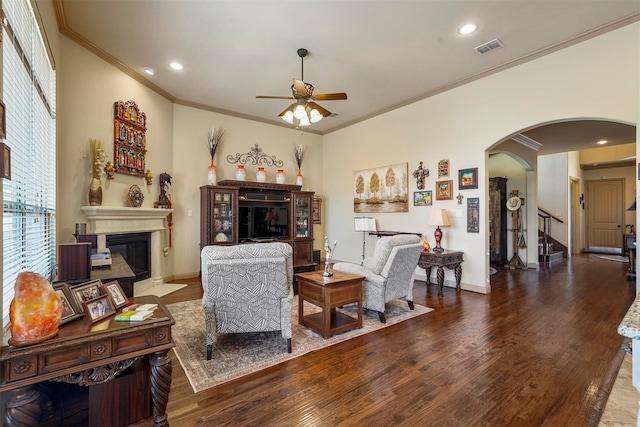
[200,180,316,273]
[489,177,508,265]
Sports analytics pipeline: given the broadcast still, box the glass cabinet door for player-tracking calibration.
[213,191,234,243]
[294,193,311,238]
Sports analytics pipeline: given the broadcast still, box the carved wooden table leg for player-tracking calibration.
[5,385,41,427]
[455,263,462,292]
[424,266,432,285]
[149,350,172,427]
[437,266,445,296]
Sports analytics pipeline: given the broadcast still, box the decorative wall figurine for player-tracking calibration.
[145,169,153,186]
[412,161,429,190]
[104,161,116,180]
[456,193,464,205]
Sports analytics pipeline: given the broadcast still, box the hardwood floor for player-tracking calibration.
[132,254,636,427]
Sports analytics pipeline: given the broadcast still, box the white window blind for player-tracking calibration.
[2,0,56,326]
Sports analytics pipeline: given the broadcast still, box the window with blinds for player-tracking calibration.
[2,0,56,326]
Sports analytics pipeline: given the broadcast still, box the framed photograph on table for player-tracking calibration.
[100,280,129,309]
[69,279,103,308]
[436,180,453,200]
[53,283,85,324]
[459,168,478,190]
[83,294,116,323]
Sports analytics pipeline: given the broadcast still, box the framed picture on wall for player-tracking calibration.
[413,191,432,206]
[467,197,480,233]
[436,180,453,200]
[313,197,322,224]
[459,168,478,190]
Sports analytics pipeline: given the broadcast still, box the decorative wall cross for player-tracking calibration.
[412,161,429,190]
[456,193,464,205]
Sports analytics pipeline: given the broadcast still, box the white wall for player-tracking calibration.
[322,22,639,293]
[538,153,570,247]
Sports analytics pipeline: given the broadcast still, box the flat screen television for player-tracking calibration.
[238,203,289,242]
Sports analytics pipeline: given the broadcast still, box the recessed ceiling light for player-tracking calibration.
[170,62,183,71]
[143,67,156,76]
[597,140,608,145]
[458,24,477,35]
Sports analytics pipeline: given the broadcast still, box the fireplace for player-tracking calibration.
[106,232,151,282]
[81,206,173,293]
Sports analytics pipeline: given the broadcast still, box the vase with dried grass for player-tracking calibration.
[207,127,226,185]
[293,144,307,187]
[88,138,106,206]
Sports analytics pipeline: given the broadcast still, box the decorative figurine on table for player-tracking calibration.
[323,236,338,277]
[412,161,429,190]
[155,172,172,208]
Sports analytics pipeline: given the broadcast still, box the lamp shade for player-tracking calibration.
[279,101,323,127]
[427,209,451,227]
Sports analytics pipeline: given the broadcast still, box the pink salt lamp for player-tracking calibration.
[9,272,62,346]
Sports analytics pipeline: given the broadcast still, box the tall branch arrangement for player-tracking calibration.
[207,127,226,160]
[89,138,106,180]
[293,144,307,170]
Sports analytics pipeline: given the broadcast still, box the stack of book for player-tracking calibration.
[115,303,158,322]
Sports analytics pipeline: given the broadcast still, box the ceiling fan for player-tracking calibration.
[256,48,347,127]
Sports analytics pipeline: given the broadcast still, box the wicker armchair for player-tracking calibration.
[333,234,422,323]
[201,242,293,359]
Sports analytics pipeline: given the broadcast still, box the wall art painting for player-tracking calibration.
[436,180,453,200]
[413,191,432,206]
[467,197,480,233]
[354,162,408,213]
[459,167,478,190]
[438,159,449,178]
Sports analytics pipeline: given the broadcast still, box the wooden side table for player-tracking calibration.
[0,295,174,427]
[418,250,464,296]
[296,270,365,339]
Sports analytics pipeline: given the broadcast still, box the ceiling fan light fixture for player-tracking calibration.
[293,104,307,119]
[309,109,323,123]
[281,110,294,124]
[298,115,311,127]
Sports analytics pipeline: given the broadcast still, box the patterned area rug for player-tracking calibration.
[168,298,433,393]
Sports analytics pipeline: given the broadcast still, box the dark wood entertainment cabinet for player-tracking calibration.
[200,180,316,273]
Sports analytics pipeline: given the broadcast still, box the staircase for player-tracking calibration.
[538,209,567,265]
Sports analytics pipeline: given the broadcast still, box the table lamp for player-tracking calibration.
[428,209,450,252]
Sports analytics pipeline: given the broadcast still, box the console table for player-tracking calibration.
[0,295,174,427]
[417,250,464,296]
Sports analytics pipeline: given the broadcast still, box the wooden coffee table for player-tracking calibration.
[296,270,365,339]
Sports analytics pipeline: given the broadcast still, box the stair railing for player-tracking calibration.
[538,207,565,263]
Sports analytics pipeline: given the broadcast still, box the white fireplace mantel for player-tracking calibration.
[81,206,173,292]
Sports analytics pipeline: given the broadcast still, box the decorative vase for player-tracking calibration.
[235,165,246,181]
[276,169,286,184]
[296,170,303,186]
[89,177,103,206]
[256,167,266,182]
[207,159,217,185]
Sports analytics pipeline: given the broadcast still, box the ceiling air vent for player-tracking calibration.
[474,38,504,55]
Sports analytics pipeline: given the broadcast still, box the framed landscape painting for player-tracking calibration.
[436,180,453,200]
[354,162,409,213]
[413,191,432,206]
[459,167,478,190]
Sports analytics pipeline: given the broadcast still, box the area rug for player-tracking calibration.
[168,298,433,393]
[591,255,629,263]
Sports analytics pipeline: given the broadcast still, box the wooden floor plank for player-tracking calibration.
[129,254,635,426]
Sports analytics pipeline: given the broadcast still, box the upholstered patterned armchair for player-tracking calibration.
[201,242,294,360]
[333,234,422,323]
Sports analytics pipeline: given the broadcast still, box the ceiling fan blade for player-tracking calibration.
[256,95,295,100]
[292,78,314,97]
[307,101,332,117]
[312,92,348,101]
